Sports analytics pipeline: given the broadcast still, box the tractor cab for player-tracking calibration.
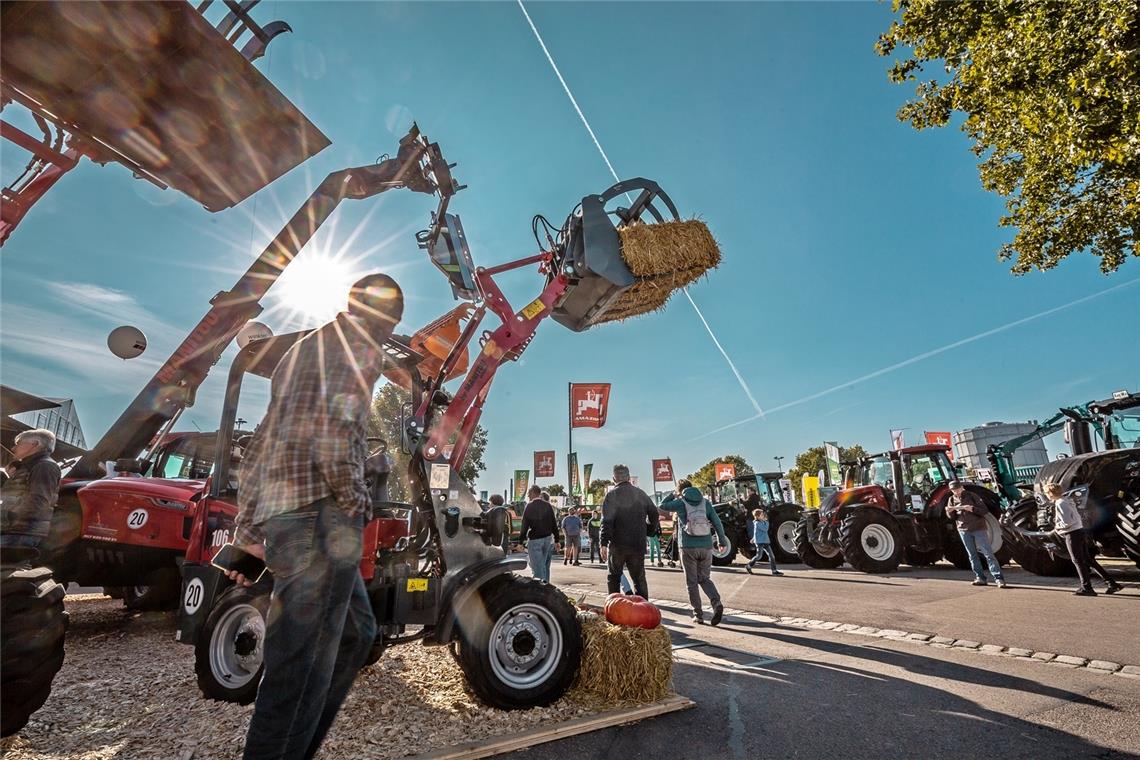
[855,446,955,513]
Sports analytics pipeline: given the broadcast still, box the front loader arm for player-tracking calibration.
[71,126,453,478]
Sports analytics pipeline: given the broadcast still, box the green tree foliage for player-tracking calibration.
[368,384,488,499]
[546,483,566,497]
[586,478,613,505]
[786,444,868,502]
[877,0,1139,274]
[686,455,754,493]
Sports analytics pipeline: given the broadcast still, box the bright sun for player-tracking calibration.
[275,254,360,324]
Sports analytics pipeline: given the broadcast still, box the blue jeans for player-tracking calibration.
[959,529,1004,583]
[243,500,377,760]
[0,533,41,548]
[527,535,555,582]
[748,543,779,572]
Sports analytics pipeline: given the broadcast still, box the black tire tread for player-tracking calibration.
[793,514,844,569]
[838,509,903,574]
[1,561,68,737]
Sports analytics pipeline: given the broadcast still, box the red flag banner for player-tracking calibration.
[534,450,556,478]
[714,462,736,481]
[570,383,611,428]
[652,458,675,483]
[924,431,954,461]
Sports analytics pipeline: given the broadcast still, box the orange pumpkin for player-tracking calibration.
[603,593,661,629]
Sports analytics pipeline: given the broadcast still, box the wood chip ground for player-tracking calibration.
[0,596,606,759]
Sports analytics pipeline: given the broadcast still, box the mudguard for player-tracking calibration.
[175,563,230,646]
[430,555,527,645]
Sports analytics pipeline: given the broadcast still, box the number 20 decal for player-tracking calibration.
[183,578,205,614]
[126,509,149,529]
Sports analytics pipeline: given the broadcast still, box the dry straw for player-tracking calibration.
[568,611,674,708]
[600,219,721,324]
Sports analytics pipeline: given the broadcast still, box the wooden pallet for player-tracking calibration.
[414,694,696,760]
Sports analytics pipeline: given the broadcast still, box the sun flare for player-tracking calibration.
[274,253,361,324]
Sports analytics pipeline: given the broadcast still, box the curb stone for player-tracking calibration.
[1006,648,1033,657]
[853,626,880,636]
[1088,661,1121,673]
[1055,655,1088,667]
[952,640,981,649]
[930,636,955,645]
[979,644,1005,655]
[907,633,933,642]
[877,629,908,639]
[1032,652,1056,662]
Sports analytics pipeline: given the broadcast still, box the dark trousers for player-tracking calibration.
[1063,528,1114,590]
[608,544,648,598]
[243,499,377,760]
[588,535,600,563]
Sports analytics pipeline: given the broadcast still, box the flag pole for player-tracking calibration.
[567,382,573,501]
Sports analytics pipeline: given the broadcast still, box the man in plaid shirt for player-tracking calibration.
[227,273,403,760]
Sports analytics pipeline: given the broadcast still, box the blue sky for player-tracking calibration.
[2,2,1137,494]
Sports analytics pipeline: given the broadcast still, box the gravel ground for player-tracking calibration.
[0,595,603,759]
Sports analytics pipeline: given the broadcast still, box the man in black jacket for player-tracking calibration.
[520,485,560,582]
[1,429,61,549]
[600,464,659,597]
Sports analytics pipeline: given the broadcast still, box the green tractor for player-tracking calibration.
[706,473,804,566]
[992,390,1140,575]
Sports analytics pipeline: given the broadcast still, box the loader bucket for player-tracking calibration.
[551,179,720,332]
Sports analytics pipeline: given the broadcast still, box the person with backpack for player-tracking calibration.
[660,485,729,625]
[745,508,783,576]
[600,464,660,598]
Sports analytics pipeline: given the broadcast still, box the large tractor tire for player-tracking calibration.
[768,507,802,564]
[1004,499,1075,576]
[943,513,1007,570]
[793,513,844,568]
[124,565,181,611]
[1117,491,1140,568]
[195,583,270,704]
[904,546,942,567]
[710,533,738,566]
[456,575,580,710]
[1,550,69,737]
[838,509,903,574]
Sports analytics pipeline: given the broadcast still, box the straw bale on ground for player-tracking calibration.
[570,611,674,707]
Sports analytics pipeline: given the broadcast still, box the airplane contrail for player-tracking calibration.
[517,0,764,418]
[695,276,1140,440]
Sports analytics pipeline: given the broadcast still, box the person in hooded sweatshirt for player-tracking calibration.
[660,486,728,625]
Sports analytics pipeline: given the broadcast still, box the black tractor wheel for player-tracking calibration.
[124,565,181,611]
[1117,491,1140,568]
[838,509,904,574]
[793,513,844,568]
[195,583,270,704]
[904,546,942,567]
[1004,499,1075,576]
[1,550,69,737]
[710,533,738,566]
[455,575,581,710]
[768,507,802,564]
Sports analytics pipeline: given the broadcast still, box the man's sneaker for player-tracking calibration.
[1074,587,1098,597]
[710,604,724,627]
[772,570,784,577]
[745,564,754,575]
[997,580,1009,589]
[971,579,988,586]
[691,613,705,625]
[1106,583,1123,595]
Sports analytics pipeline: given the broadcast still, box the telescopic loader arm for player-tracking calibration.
[70,126,458,478]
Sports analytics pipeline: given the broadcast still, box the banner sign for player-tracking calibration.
[714,462,736,482]
[802,475,821,509]
[652,458,675,483]
[534,450,555,478]
[924,431,954,460]
[582,463,593,503]
[570,452,581,494]
[513,470,530,501]
[824,442,841,486]
[890,429,905,451]
[570,383,611,428]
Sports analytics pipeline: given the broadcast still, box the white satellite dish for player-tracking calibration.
[107,325,147,360]
[236,321,274,349]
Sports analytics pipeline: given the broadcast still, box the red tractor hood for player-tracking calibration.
[79,477,207,502]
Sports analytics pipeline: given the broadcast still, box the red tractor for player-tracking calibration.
[793,445,1007,574]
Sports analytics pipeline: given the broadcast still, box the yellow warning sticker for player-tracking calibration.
[520,298,546,320]
[406,578,428,592]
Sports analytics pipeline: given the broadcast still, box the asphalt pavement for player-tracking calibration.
[547,555,1140,665]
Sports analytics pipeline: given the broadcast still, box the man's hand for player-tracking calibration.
[224,543,265,588]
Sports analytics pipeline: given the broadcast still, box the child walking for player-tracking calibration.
[746,509,784,576]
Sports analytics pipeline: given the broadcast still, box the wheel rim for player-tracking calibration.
[489,603,562,690]
[985,514,1004,553]
[813,541,842,558]
[776,521,797,556]
[210,602,265,689]
[712,536,732,559]
[131,585,149,598]
[860,524,896,561]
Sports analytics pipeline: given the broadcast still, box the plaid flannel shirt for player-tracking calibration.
[234,314,385,546]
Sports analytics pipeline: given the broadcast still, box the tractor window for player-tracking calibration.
[900,452,951,497]
[859,456,894,488]
[153,434,218,480]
